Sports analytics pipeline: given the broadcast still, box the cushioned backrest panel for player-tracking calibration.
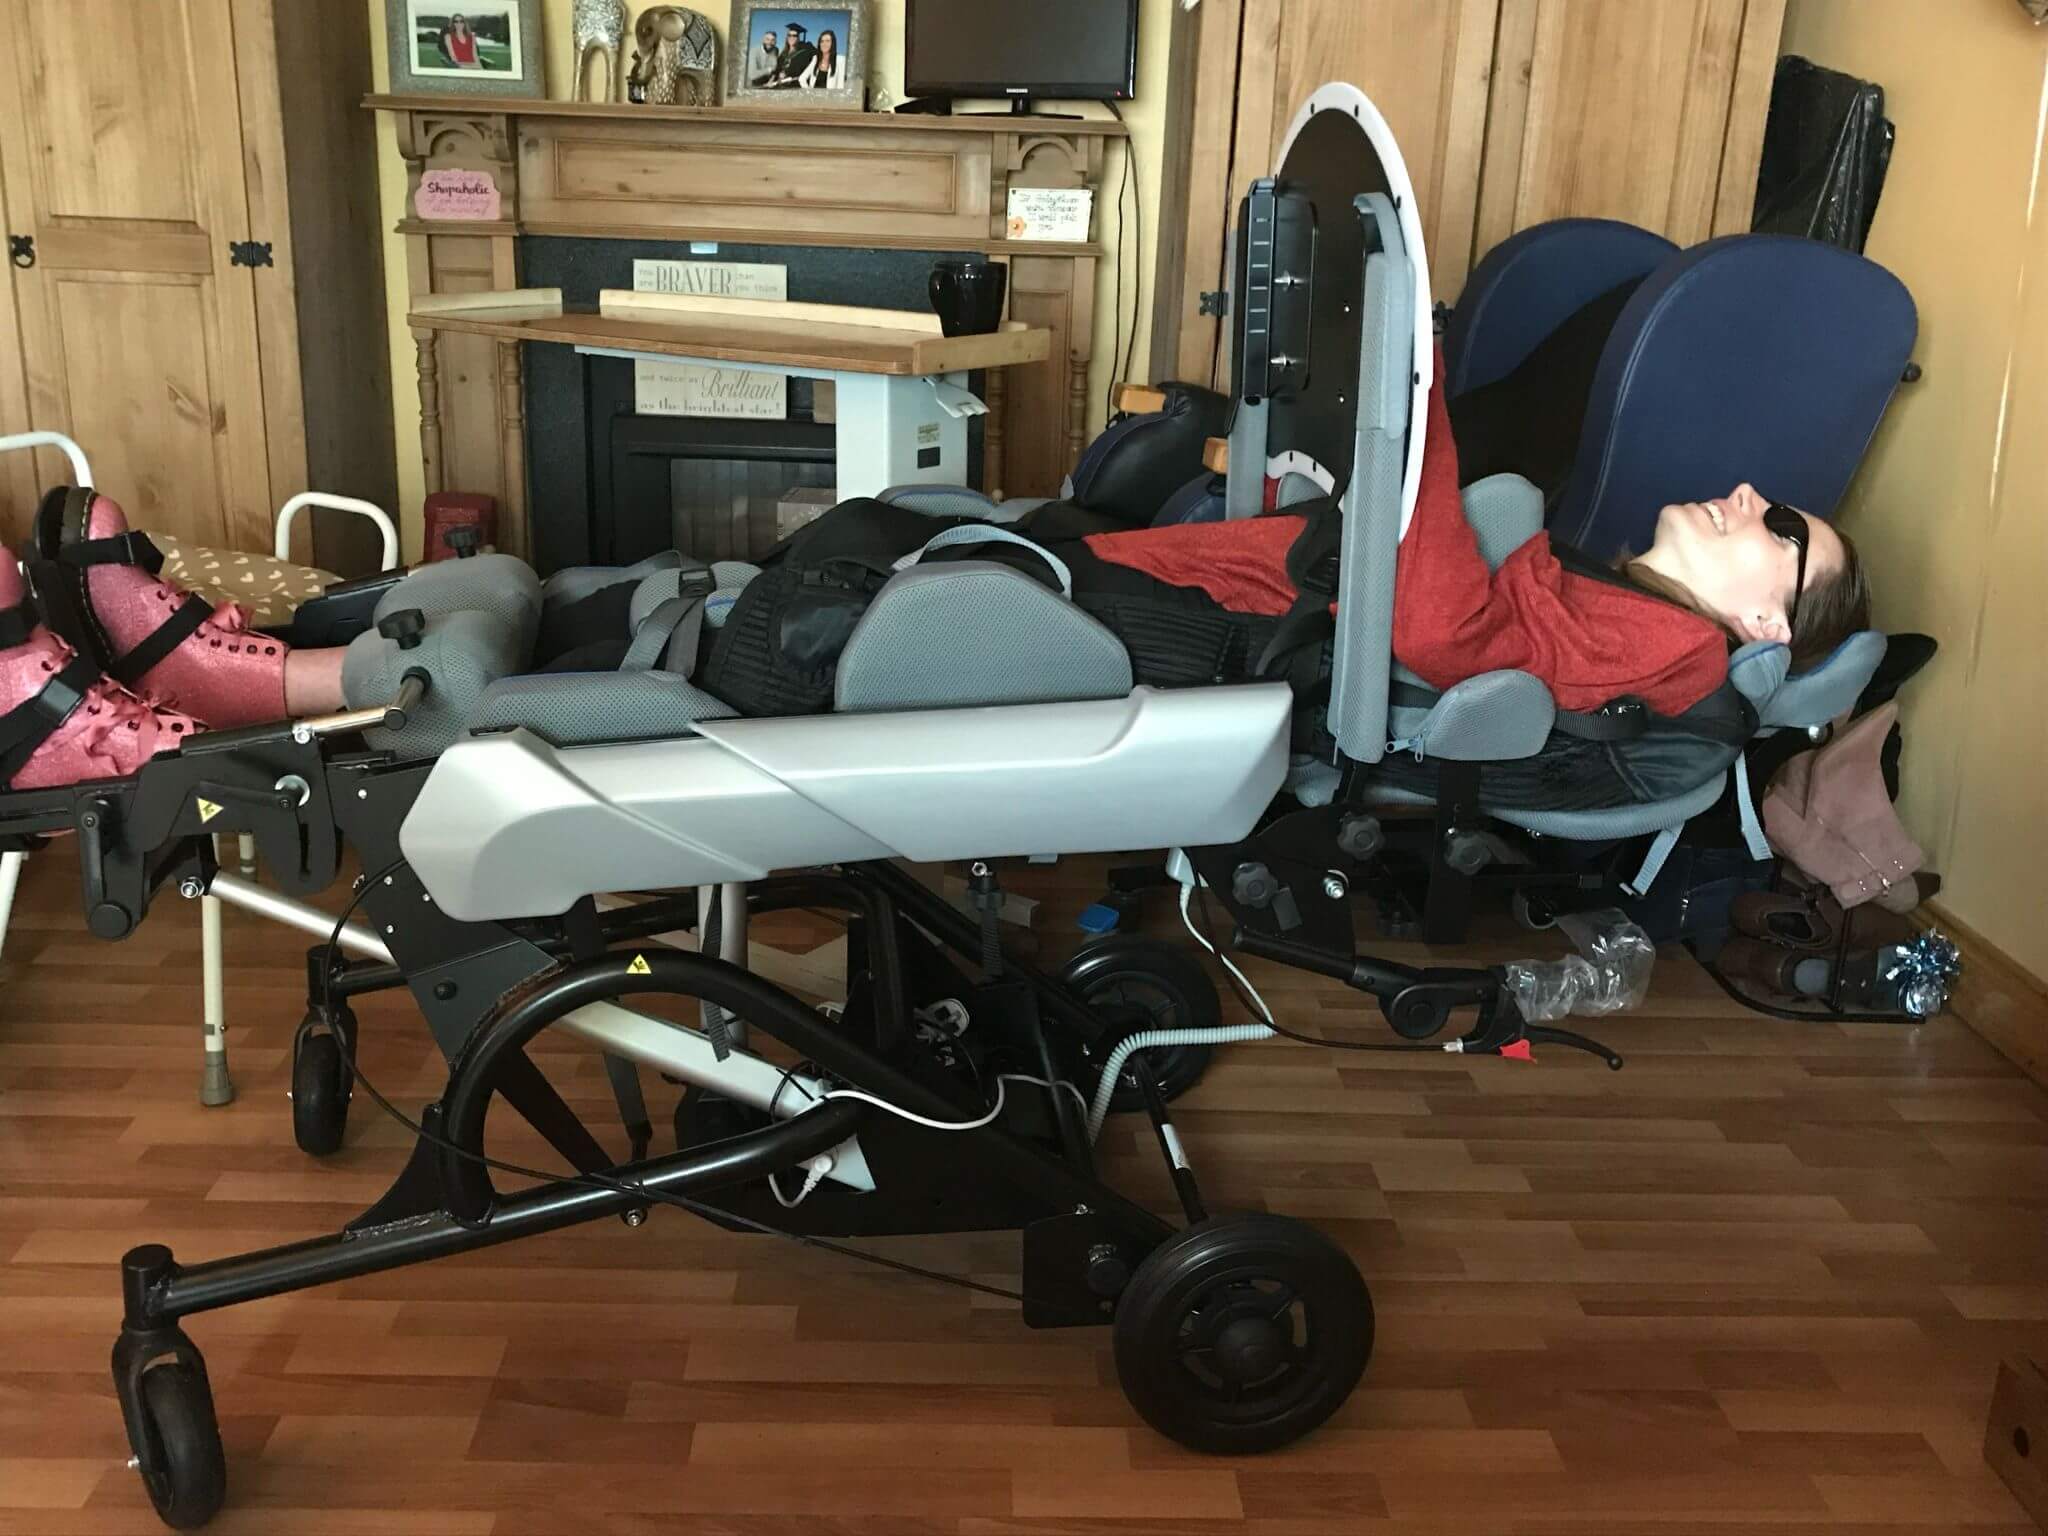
[835,562,1132,713]
[1150,473,1224,527]
[1553,234,1918,559]
[1327,194,1410,764]
[1447,219,1678,396]
[542,550,683,611]
[1068,383,1231,526]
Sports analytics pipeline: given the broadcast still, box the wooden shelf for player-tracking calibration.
[364,93,1128,136]
[408,290,1052,376]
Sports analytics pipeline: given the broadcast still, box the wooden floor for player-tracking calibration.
[3,850,2045,1534]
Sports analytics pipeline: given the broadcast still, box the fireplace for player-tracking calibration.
[519,236,981,573]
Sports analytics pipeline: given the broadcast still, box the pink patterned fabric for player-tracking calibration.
[1,550,199,789]
[80,496,289,728]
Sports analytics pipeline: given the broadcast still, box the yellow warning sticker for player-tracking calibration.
[196,798,224,825]
[627,954,652,976]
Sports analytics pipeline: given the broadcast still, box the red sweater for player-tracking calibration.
[1083,362,1728,717]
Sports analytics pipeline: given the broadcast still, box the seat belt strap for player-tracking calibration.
[621,586,710,676]
[897,523,1072,596]
[1623,824,1682,898]
[1733,752,1773,863]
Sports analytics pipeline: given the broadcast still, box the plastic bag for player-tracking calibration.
[1752,56,1893,254]
[1503,909,1656,1023]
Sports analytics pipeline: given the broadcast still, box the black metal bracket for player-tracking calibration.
[1198,288,1229,318]
[228,240,273,269]
[8,233,32,269]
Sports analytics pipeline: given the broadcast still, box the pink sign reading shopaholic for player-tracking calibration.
[416,168,501,221]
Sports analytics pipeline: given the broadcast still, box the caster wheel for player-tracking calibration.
[134,1363,227,1530]
[1061,937,1220,1114]
[1114,1214,1372,1455]
[291,1030,350,1157]
[1512,889,1558,932]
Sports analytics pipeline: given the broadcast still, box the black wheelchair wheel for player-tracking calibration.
[1059,936,1220,1113]
[135,1362,227,1530]
[291,1030,349,1157]
[1113,1213,1373,1455]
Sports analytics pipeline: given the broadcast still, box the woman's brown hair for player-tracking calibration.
[1619,525,1872,673]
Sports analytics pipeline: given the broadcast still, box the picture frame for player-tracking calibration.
[726,1,869,111]
[386,0,545,98]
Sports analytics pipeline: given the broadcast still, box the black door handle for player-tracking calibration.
[8,234,33,269]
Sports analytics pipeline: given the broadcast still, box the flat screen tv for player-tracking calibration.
[904,0,1138,107]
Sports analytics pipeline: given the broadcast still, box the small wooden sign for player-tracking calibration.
[415,168,501,221]
[634,360,787,419]
[632,259,788,301]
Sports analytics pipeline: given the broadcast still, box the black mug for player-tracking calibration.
[929,258,1007,337]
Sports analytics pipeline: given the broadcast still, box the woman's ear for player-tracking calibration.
[1734,607,1792,646]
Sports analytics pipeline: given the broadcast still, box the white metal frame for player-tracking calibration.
[0,430,401,1107]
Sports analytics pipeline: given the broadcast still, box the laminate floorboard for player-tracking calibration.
[1,851,2041,1533]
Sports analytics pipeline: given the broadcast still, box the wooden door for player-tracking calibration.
[0,0,273,550]
[1166,0,1500,388]
[1473,0,1786,257]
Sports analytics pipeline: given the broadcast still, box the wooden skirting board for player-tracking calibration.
[1924,899,2048,1091]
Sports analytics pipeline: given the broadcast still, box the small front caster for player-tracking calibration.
[1062,937,1220,1114]
[290,1010,353,1157]
[1113,1214,1373,1454]
[129,1362,227,1529]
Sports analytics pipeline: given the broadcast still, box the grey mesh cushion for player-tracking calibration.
[1489,771,1728,841]
[343,608,529,758]
[375,553,542,655]
[1459,473,1545,569]
[1735,631,1887,728]
[878,484,1036,524]
[835,562,1133,713]
[465,671,735,747]
[1275,472,1327,510]
[1387,670,1556,762]
[543,550,684,612]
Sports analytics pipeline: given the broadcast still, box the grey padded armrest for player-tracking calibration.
[374,552,541,650]
[836,562,1132,713]
[466,671,735,748]
[1389,669,1557,762]
[1460,473,1545,570]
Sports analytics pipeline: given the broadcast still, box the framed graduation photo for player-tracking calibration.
[728,1,868,110]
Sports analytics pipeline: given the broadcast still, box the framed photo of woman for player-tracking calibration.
[726,1,869,111]
[385,0,545,97]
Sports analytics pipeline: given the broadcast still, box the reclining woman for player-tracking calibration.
[1,377,1869,799]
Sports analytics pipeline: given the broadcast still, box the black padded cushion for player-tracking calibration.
[1067,383,1231,526]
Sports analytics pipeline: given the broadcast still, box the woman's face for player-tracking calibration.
[1645,482,1843,644]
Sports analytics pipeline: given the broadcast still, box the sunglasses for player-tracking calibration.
[1764,502,1809,632]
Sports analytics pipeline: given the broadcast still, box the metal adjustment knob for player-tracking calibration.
[376,608,426,651]
[1336,814,1384,860]
[1231,861,1278,909]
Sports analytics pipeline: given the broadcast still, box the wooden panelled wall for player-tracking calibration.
[1163,0,1788,387]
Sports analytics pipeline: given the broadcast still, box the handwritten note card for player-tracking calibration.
[1006,188,1094,244]
[415,169,500,221]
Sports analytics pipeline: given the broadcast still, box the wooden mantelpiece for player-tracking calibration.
[369,95,1123,557]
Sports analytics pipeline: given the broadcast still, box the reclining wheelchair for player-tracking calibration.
[0,82,1906,1529]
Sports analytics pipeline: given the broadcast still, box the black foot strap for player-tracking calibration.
[0,651,99,786]
[57,529,166,573]
[107,593,213,689]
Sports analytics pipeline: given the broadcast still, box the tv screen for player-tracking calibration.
[904,0,1138,102]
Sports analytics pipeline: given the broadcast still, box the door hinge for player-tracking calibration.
[1198,289,1229,318]
[7,234,32,269]
[228,240,273,269]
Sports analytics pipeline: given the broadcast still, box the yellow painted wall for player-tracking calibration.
[1779,0,2048,978]
[366,0,1175,559]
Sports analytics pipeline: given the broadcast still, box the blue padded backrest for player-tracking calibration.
[1445,219,1679,397]
[1552,234,1918,560]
